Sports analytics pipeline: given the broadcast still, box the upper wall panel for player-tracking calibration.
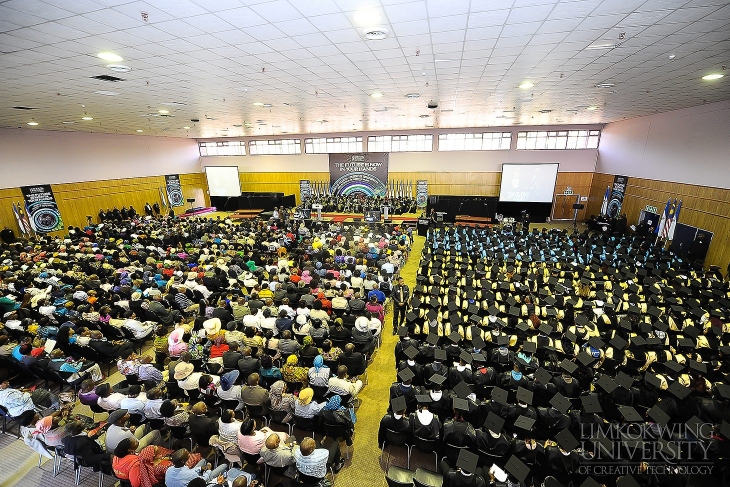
[597,100,730,189]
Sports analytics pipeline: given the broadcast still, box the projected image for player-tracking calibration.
[205,166,241,197]
[499,163,559,203]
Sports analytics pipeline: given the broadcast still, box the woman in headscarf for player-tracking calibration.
[115,439,200,487]
[320,395,355,445]
[299,335,319,359]
[259,354,283,384]
[281,354,308,385]
[167,327,187,358]
[351,314,376,355]
[307,355,331,387]
[293,387,326,419]
[216,370,244,411]
[269,380,297,423]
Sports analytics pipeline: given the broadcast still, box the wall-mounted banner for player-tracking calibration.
[416,180,428,208]
[607,175,629,218]
[165,174,184,207]
[300,180,311,201]
[329,152,389,196]
[21,184,64,233]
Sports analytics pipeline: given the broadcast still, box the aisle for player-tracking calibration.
[335,234,425,487]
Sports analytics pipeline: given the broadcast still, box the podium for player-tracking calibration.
[311,204,323,220]
[417,218,430,236]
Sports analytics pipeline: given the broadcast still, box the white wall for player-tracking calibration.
[597,100,730,188]
[0,128,201,188]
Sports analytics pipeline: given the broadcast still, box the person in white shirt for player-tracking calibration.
[327,366,363,397]
[216,370,244,411]
[279,300,295,320]
[121,312,156,339]
[368,316,382,337]
[242,312,261,329]
[194,282,212,300]
[119,385,148,419]
[143,388,166,420]
[95,383,126,410]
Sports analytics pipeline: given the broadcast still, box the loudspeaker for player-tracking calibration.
[186,198,195,203]
[572,204,585,210]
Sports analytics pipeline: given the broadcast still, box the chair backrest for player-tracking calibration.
[323,422,349,441]
[323,359,339,370]
[285,380,302,394]
[245,404,267,418]
[293,415,316,431]
[411,435,436,453]
[311,385,329,400]
[385,428,410,447]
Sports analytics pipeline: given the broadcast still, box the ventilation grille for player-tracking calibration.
[11,106,37,110]
[91,75,125,82]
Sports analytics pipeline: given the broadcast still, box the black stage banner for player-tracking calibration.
[165,174,184,207]
[416,180,428,208]
[21,184,64,233]
[607,175,629,218]
[300,179,311,202]
[329,152,389,197]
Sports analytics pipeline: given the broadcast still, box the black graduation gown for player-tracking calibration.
[444,471,487,487]
[474,429,511,456]
[377,413,410,446]
[409,411,441,441]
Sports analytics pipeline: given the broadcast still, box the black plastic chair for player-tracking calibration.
[381,428,411,470]
[292,414,318,440]
[386,466,415,487]
[265,464,290,486]
[0,405,21,438]
[269,409,293,436]
[244,404,269,427]
[322,421,353,458]
[413,467,443,487]
[311,385,329,401]
[410,435,438,472]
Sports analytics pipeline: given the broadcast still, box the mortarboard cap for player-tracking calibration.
[426,309,438,321]
[495,335,509,346]
[560,359,578,375]
[472,335,486,350]
[491,387,509,405]
[588,337,605,349]
[719,420,730,440]
[516,321,531,332]
[434,349,447,361]
[513,415,536,432]
[452,397,470,412]
[397,326,409,338]
[404,347,419,360]
[390,395,407,413]
[448,331,461,343]
[415,394,432,405]
[555,429,579,451]
[689,360,707,375]
[614,372,634,390]
[648,404,670,426]
[456,449,479,474]
[684,326,701,339]
[508,306,520,317]
[487,305,499,316]
[535,367,552,384]
[516,386,533,405]
[411,298,422,308]
[522,341,537,354]
[398,368,415,383]
[505,455,529,484]
[618,406,643,422]
[644,372,662,389]
[580,478,602,487]
[577,351,597,367]
[714,384,730,400]
[539,323,553,335]
[617,475,640,487]
[426,333,439,346]
[663,360,684,374]
[472,353,486,363]
[596,375,618,394]
[459,350,473,364]
[447,301,458,312]
[581,395,603,414]
[406,311,417,322]
[453,381,473,400]
[484,411,506,433]
[575,314,589,326]
[610,335,628,351]
[550,393,571,414]
[429,374,447,387]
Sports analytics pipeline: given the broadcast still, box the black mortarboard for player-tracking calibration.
[617,475,640,487]
[653,320,668,332]
[506,297,517,307]
[644,372,662,389]
[505,455,529,483]
[426,333,439,346]
[434,349,447,361]
[544,296,557,306]
[495,335,509,346]
[539,323,553,335]
[415,394,432,405]
[456,449,479,474]
[618,406,643,422]
[560,359,578,375]
[484,411,505,433]
[581,395,603,414]
[610,335,628,351]
[686,415,712,438]
[667,381,692,401]
[575,314,589,326]
[535,368,552,384]
[648,404,670,425]
[453,397,470,412]
[472,335,486,350]
[580,478,602,487]
[397,327,409,338]
[390,395,407,412]
[720,420,730,440]
[615,372,634,390]
[647,306,661,318]
[689,360,707,375]
[588,337,605,349]
[453,381,473,400]
[631,335,647,347]
[447,301,458,312]
[596,375,618,393]
[663,360,684,374]
[516,386,533,405]
[508,306,520,317]
[459,350,473,364]
[546,308,557,317]
[448,331,461,343]
[564,331,577,343]
[426,309,437,321]
[429,374,446,387]
[619,319,632,331]
[577,351,597,367]
[516,321,530,332]
[429,297,439,308]
[556,429,579,451]
[469,314,481,324]
[550,393,571,414]
[450,313,463,326]
[491,387,509,405]
[684,326,700,339]
[522,341,537,354]
[715,384,730,400]
[487,305,499,316]
[398,368,415,383]
[513,415,536,432]
[677,337,695,349]
[406,311,417,322]
[472,353,486,363]
[404,347,419,360]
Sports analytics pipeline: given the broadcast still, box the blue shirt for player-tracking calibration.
[164,465,211,487]
[294,446,330,479]
[367,289,386,304]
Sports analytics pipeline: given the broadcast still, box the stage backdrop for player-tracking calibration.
[165,174,184,207]
[607,175,629,218]
[21,184,64,233]
[329,152,389,196]
[416,180,428,208]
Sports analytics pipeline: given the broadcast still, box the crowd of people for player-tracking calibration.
[0,211,413,486]
[380,224,730,486]
[304,194,417,215]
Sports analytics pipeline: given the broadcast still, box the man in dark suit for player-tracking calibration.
[339,343,366,377]
[222,342,243,370]
[188,402,218,447]
[62,420,110,471]
[211,300,234,324]
[237,347,261,380]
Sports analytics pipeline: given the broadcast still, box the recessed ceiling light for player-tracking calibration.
[252,102,265,106]
[586,106,599,111]
[263,103,273,108]
[161,101,187,106]
[702,73,724,80]
[183,126,190,129]
[519,82,534,89]
[539,109,552,113]
[94,90,120,96]
[405,93,420,99]
[26,121,38,126]
[108,64,131,73]
[363,28,389,41]
[585,43,618,50]
[81,116,93,120]
[98,51,123,62]
[668,54,676,60]
[419,114,430,118]
[62,121,75,124]
[158,109,169,114]
[370,92,383,98]
[136,129,143,132]
[595,82,615,88]
[233,124,242,127]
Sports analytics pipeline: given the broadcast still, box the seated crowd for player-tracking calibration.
[0,212,412,486]
[304,194,416,215]
[380,224,730,487]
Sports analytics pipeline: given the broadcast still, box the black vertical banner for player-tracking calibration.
[607,175,629,218]
[21,185,64,233]
[165,174,184,207]
[416,180,428,208]
[300,180,311,202]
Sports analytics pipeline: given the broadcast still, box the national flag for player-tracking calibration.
[668,199,682,240]
[655,199,671,239]
[159,186,167,208]
[658,199,677,241]
[19,201,33,234]
[11,203,26,236]
[600,186,610,216]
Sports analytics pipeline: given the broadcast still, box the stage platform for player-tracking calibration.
[178,207,217,218]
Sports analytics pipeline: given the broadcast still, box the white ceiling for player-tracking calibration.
[0,0,728,138]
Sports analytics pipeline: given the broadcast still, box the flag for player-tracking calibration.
[658,199,678,242]
[655,198,671,239]
[600,186,610,216]
[19,201,33,235]
[668,200,682,240]
[11,203,26,236]
[159,186,167,209]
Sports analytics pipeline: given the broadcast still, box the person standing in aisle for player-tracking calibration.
[392,277,410,334]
